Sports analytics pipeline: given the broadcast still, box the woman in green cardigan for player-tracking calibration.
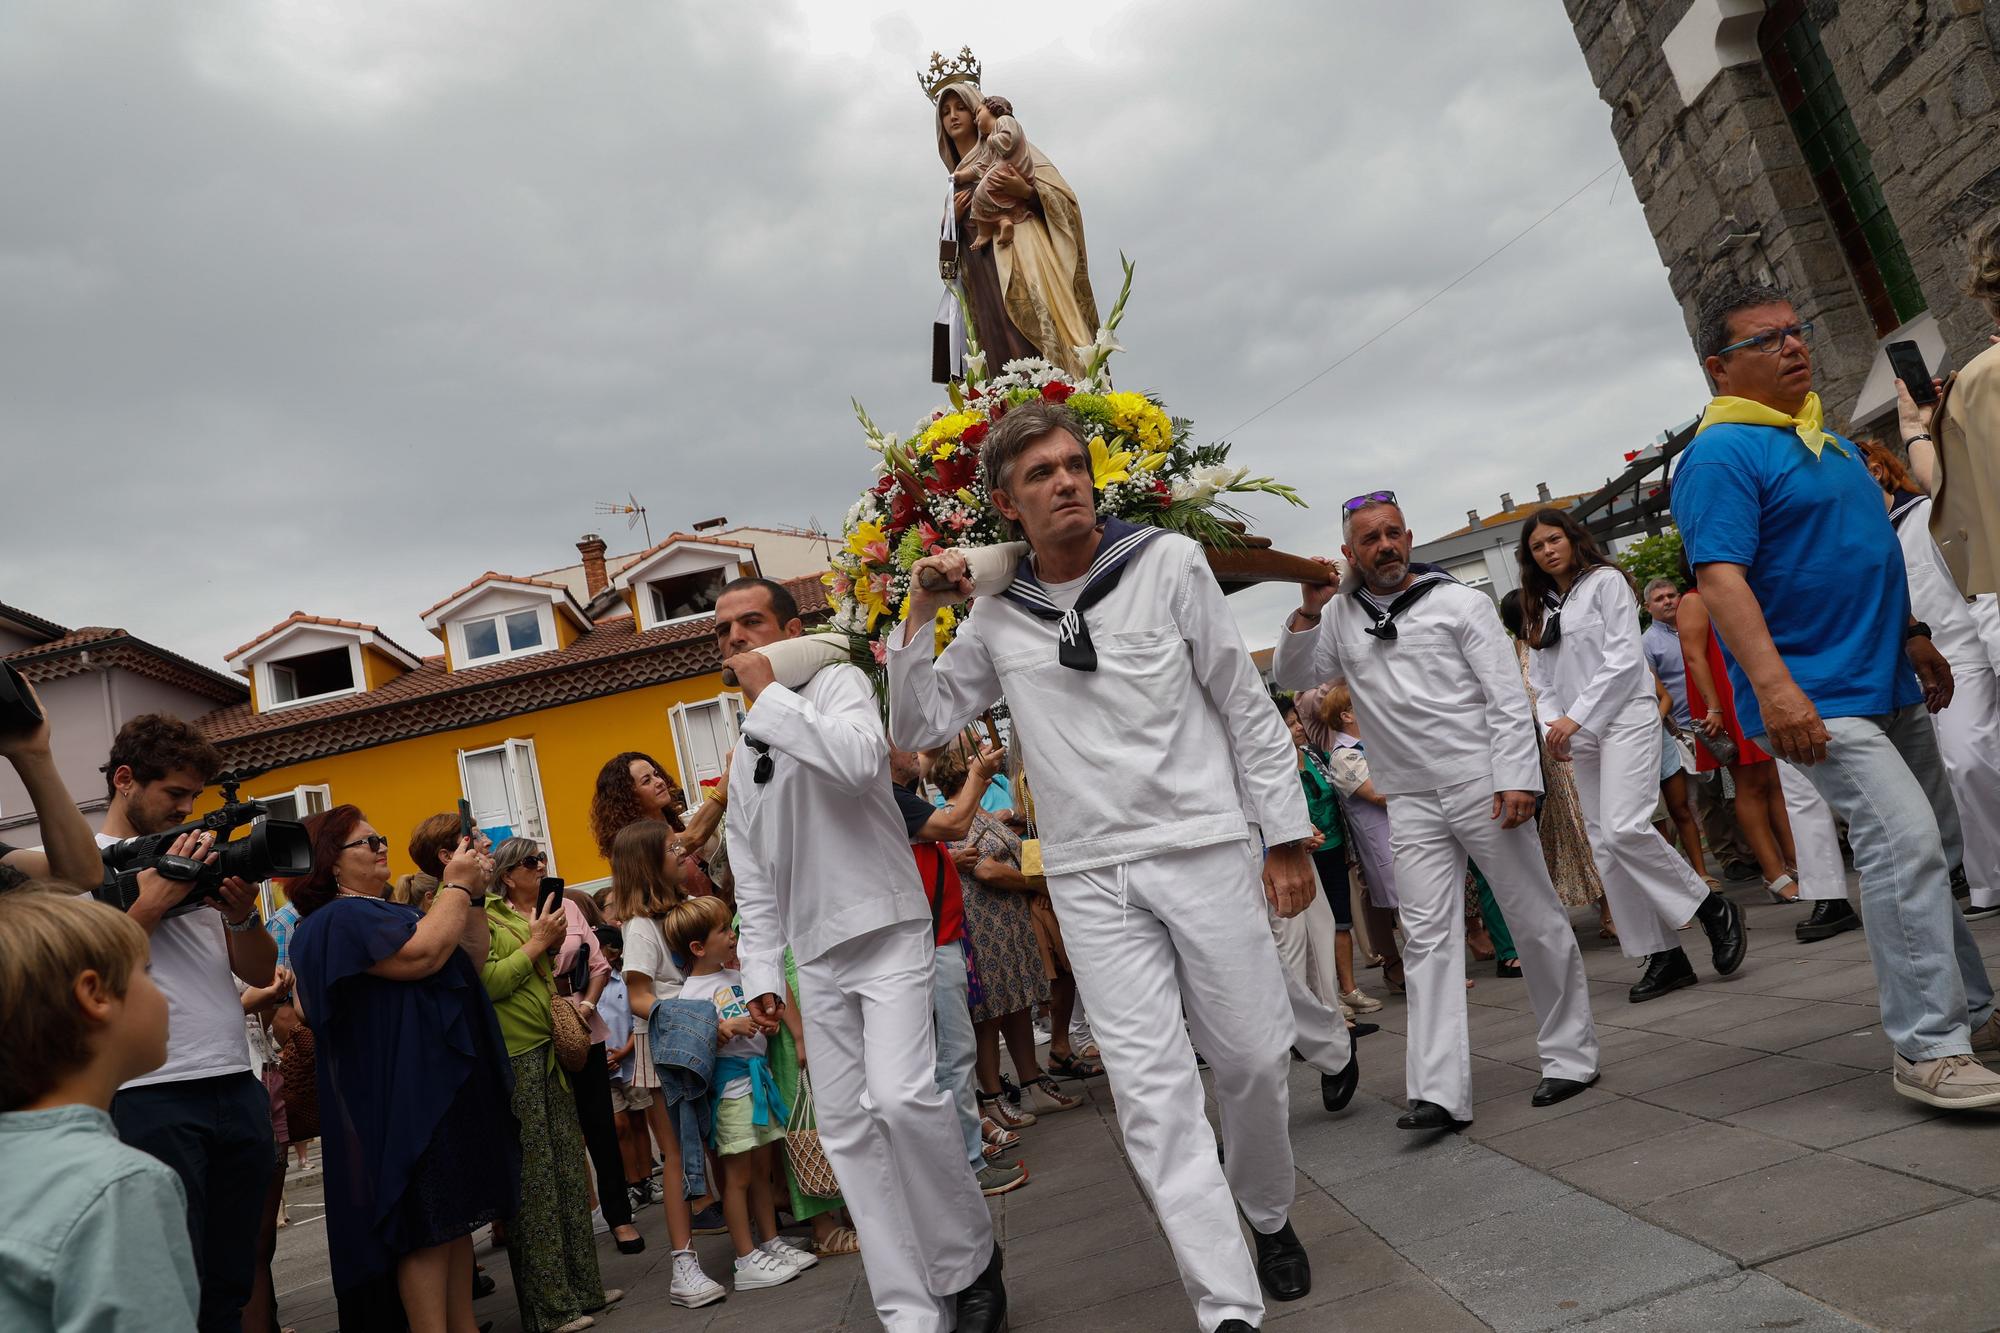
[484,838,615,1333]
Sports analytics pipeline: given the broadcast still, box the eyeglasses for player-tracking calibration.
[748,738,774,785]
[521,853,547,869]
[1343,489,1397,514]
[1715,322,1813,358]
[341,834,391,853]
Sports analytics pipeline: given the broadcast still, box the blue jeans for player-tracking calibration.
[930,940,983,1173]
[1761,704,1996,1059]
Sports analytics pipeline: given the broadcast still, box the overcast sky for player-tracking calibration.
[2,1,1711,671]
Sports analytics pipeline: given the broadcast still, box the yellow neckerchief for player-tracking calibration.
[1695,392,1845,458]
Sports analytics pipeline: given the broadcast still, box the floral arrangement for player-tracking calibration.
[825,258,1305,661]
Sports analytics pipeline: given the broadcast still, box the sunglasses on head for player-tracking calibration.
[1343,489,1397,513]
[341,834,391,853]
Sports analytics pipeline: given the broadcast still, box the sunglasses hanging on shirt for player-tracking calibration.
[747,738,774,785]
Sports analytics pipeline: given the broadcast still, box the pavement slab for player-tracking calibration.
[270,903,2000,1333]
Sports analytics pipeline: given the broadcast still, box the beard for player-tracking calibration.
[1358,553,1410,594]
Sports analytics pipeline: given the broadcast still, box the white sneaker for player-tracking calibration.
[733,1247,800,1291]
[1340,987,1384,1014]
[761,1236,819,1271]
[668,1249,727,1308]
[1892,1052,2000,1109]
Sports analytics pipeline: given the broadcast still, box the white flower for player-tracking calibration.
[1000,356,1054,378]
[963,350,987,381]
[1074,326,1124,367]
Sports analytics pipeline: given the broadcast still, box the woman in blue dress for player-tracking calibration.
[287,805,519,1333]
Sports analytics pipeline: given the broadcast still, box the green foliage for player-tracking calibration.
[1618,529,1684,625]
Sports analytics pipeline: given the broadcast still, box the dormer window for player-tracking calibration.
[267,647,357,705]
[463,609,545,663]
[613,536,759,633]
[648,568,729,625]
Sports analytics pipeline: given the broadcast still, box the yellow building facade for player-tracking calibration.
[196,533,826,891]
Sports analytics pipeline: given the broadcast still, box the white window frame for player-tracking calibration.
[249,784,331,917]
[255,644,364,712]
[643,565,733,630]
[669,693,745,809]
[453,605,555,667]
[456,739,556,873]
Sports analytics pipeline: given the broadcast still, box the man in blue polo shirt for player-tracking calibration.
[1673,280,2000,1110]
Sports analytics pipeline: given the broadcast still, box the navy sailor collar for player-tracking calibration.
[1352,563,1457,640]
[998,517,1164,671]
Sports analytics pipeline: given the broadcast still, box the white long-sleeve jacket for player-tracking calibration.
[729,661,930,1003]
[1525,567,1651,736]
[888,533,1313,876]
[1270,580,1542,797]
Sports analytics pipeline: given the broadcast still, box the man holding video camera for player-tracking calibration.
[14,713,280,1331]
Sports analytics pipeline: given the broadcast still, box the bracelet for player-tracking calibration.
[1292,609,1322,627]
[223,912,260,934]
[1907,432,1933,444]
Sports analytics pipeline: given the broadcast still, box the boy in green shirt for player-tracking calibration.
[0,876,199,1332]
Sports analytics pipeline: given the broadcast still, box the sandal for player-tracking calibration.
[979,1113,1019,1155]
[816,1226,861,1257]
[1046,1051,1105,1080]
[1495,957,1522,979]
[1764,873,1800,904]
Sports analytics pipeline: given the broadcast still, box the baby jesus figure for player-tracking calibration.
[952,95,1035,250]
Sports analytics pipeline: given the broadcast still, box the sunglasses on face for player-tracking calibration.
[520,853,547,869]
[341,834,391,853]
[1343,489,1397,513]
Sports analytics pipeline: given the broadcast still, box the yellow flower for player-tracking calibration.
[1089,435,1134,490]
[845,519,890,566]
[1102,392,1173,453]
[933,439,958,461]
[855,573,893,629]
[933,605,958,654]
[1137,451,1170,473]
[919,411,982,450]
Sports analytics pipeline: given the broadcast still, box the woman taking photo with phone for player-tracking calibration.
[1518,509,1747,1004]
[484,839,618,1333]
[285,807,517,1333]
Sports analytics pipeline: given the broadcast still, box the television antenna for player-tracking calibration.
[594,493,652,547]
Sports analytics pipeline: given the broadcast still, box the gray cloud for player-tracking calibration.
[2,1,1709,668]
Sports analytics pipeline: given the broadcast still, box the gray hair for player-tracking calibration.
[1340,497,1404,541]
[491,837,545,882]
[1695,279,1792,359]
[1966,211,2000,322]
[1642,577,1679,599]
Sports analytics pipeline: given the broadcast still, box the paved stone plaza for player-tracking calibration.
[276,881,2000,1332]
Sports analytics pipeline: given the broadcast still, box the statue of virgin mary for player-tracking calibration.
[926,52,1099,383]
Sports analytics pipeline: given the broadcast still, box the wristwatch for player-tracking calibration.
[223,911,261,934]
[1906,621,1933,640]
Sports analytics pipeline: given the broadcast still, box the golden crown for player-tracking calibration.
[918,46,981,101]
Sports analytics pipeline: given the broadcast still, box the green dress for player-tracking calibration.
[765,947,844,1222]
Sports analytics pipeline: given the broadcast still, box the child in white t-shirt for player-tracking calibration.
[661,896,816,1292]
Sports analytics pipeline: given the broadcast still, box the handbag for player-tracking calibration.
[278,1027,320,1144]
[550,994,591,1073]
[782,1068,843,1199]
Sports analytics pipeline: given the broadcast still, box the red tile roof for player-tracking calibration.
[224,612,423,665]
[0,601,69,641]
[196,574,830,771]
[418,571,582,622]
[6,629,250,705]
[621,532,758,566]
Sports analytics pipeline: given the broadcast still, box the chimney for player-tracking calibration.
[1467,509,1480,527]
[1536,481,1552,503]
[1499,491,1515,512]
[577,533,609,598]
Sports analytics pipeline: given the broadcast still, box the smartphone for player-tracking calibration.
[456,798,476,844]
[536,876,566,918]
[1886,340,1938,405]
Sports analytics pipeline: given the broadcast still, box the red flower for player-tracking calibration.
[888,488,921,532]
[1041,382,1076,404]
[989,399,1009,421]
[872,473,897,495]
[966,386,983,400]
[961,420,989,447]
[927,449,980,495]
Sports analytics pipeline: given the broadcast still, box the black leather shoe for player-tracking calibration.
[1215,1322,1258,1332]
[1796,898,1861,942]
[1252,1220,1311,1301]
[1697,893,1747,974]
[1629,948,1697,1003]
[1321,1046,1359,1113]
[1530,1072,1599,1107]
[1395,1100,1471,1132]
[953,1244,1007,1333]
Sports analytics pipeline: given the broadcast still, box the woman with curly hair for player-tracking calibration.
[589,752,724,895]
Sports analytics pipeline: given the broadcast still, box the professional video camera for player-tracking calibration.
[96,772,314,915]
[0,662,44,737]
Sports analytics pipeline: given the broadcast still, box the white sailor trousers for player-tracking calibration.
[1569,697,1710,958]
[1774,753,1848,901]
[1388,777,1599,1122]
[1931,662,2000,908]
[1048,839,1295,1333]
[1271,856,1343,1007]
[796,920,993,1333]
